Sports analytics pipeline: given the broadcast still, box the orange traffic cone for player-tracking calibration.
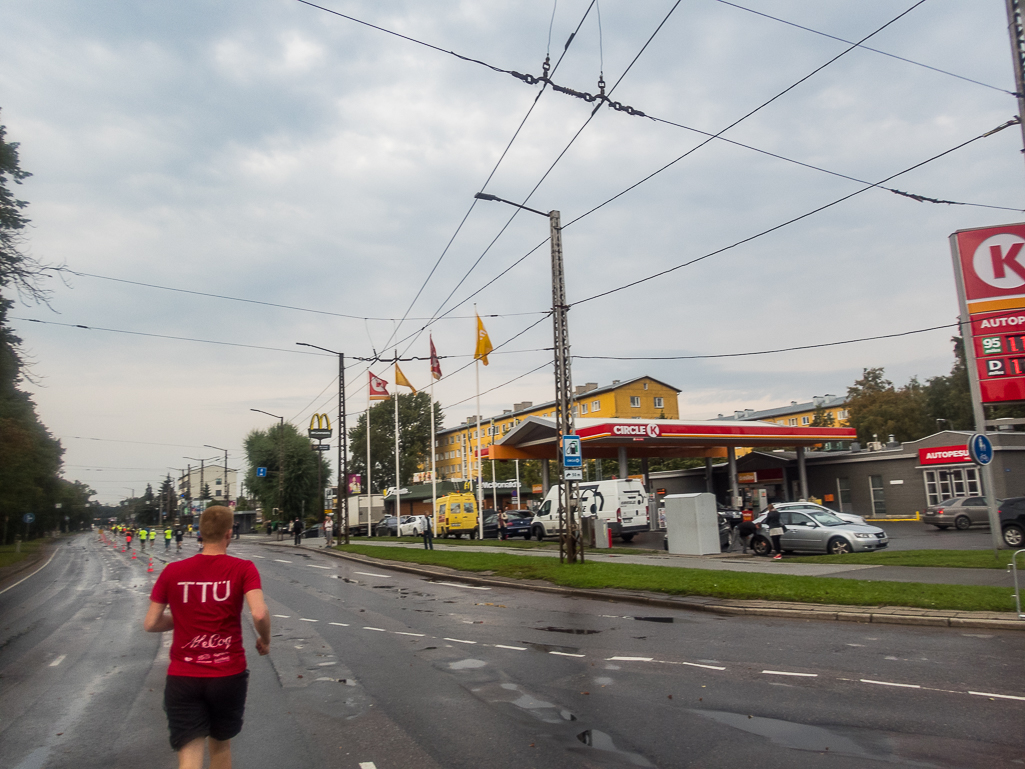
[147,558,154,573]
[131,550,137,560]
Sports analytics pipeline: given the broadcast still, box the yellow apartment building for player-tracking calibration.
[718,394,852,455]
[433,376,680,480]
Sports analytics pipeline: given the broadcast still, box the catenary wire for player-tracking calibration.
[571,116,1020,306]
[444,361,553,409]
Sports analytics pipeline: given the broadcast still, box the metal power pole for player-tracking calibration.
[550,210,580,564]
[1006,0,1025,172]
[340,352,349,545]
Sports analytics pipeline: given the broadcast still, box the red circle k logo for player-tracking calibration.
[646,423,660,438]
[973,233,1025,290]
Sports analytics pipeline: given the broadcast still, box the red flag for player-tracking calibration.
[430,335,442,381]
[369,372,389,400]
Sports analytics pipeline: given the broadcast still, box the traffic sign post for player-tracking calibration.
[969,433,994,465]
[256,467,267,478]
[562,436,582,468]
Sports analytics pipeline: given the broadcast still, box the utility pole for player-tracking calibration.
[250,410,285,523]
[204,445,229,508]
[1006,0,1025,172]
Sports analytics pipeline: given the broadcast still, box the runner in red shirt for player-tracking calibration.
[144,506,270,769]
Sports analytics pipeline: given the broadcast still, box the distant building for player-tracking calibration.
[178,464,237,504]
[719,394,852,453]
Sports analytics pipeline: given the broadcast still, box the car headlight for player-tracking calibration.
[854,533,872,539]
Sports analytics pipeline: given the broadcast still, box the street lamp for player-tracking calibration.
[473,191,581,564]
[203,444,230,508]
[251,409,286,524]
[184,455,219,520]
[296,342,349,545]
[122,487,136,522]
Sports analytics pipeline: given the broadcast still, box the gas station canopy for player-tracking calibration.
[485,417,857,460]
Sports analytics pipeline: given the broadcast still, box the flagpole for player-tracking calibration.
[475,358,483,540]
[491,416,498,512]
[366,378,372,537]
[430,370,437,539]
[394,350,401,523]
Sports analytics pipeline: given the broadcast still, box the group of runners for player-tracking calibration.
[108,523,189,552]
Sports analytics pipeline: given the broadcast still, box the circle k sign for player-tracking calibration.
[954,223,1025,301]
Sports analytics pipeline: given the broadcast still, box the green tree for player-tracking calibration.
[847,367,932,444]
[243,421,331,523]
[200,482,211,501]
[810,405,836,427]
[924,336,974,430]
[347,392,443,492]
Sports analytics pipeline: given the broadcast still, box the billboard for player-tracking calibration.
[950,223,1025,404]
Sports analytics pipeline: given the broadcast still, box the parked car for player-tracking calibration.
[532,479,649,542]
[397,515,430,537]
[434,493,479,538]
[772,501,867,526]
[998,497,1025,547]
[374,516,400,537]
[923,496,995,531]
[482,510,533,539]
[750,509,888,555]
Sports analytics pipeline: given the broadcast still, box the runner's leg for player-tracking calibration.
[208,737,231,769]
[177,737,206,769]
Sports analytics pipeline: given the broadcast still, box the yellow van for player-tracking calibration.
[435,493,479,539]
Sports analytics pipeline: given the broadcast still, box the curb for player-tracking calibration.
[255,541,1025,632]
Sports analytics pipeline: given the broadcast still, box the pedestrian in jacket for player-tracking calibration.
[764,504,786,560]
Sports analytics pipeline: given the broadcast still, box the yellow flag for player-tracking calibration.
[395,362,417,393]
[474,313,493,366]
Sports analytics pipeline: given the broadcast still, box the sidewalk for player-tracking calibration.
[254,539,1025,631]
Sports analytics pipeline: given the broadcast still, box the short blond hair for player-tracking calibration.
[200,506,233,541]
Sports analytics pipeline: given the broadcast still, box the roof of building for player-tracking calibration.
[436,375,680,435]
[717,393,847,422]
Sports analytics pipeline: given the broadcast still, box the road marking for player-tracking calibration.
[861,679,920,689]
[435,581,491,590]
[763,670,817,677]
[363,627,386,632]
[495,644,527,651]
[968,691,1025,701]
[273,614,291,618]
[49,655,66,667]
[0,546,59,596]
[680,661,727,671]
[550,651,585,658]
[300,618,318,622]
[607,656,653,662]
[444,637,476,644]
[329,622,349,627]
[274,559,292,563]
[309,565,332,569]
[353,571,389,577]
[359,763,377,769]
[251,555,266,559]
[318,661,337,666]
[395,631,425,637]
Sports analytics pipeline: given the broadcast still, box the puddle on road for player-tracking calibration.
[633,616,674,623]
[449,658,487,670]
[576,729,654,767]
[536,626,600,635]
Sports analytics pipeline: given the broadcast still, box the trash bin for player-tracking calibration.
[663,493,719,555]
[593,518,611,549]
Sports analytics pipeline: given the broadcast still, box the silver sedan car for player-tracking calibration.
[922,496,995,531]
[772,501,867,526]
[752,509,889,556]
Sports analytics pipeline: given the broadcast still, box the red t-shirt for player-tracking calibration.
[151,553,262,677]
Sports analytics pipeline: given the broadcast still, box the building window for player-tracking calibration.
[630,396,641,408]
[838,409,849,419]
[801,416,810,426]
[869,475,886,516]
[923,467,980,506]
[788,418,798,426]
[654,397,664,409]
[836,477,851,512]
[592,400,600,412]
[643,382,648,390]
[580,403,588,414]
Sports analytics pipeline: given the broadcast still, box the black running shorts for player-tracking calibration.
[163,670,249,751]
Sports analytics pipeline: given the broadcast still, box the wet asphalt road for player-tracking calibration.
[1,534,1023,769]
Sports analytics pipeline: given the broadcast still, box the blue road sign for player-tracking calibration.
[562,435,582,468]
[968,433,994,465]
[22,513,35,524]
[256,467,268,477]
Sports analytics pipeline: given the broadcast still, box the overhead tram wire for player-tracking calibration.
[376,1,596,357]
[444,361,553,410]
[571,116,1021,307]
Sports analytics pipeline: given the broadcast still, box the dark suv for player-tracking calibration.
[998,497,1025,547]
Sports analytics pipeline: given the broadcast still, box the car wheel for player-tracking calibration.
[533,526,545,541]
[954,515,972,531]
[1003,524,1024,548]
[620,534,634,543]
[523,533,532,540]
[828,537,853,555]
[469,530,478,540]
[751,536,772,557]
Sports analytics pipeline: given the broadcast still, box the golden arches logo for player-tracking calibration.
[308,413,332,439]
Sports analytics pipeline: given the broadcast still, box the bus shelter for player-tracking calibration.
[485,417,857,504]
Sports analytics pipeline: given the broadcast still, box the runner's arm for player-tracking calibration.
[245,589,271,655]
[143,601,174,633]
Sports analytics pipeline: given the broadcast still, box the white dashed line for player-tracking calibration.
[251,555,266,559]
[969,691,1025,701]
[494,644,527,651]
[353,571,389,578]
[434,581,491,590]
[550,651,585,658]
[300,618,318,622]
[363,627,386,632]
[49,655,66,667]
[359,762,377,769]
[680,661,727,671]
[308,565,332,569]
[444,637,476,644]
[395,632,425,637]
[329,622,349,627]
[763,670,817,677]
[274,559,292,563]
[273,614,290,618]
[607,656,653,662]
[861,679,920,689]
[317,661,337,666]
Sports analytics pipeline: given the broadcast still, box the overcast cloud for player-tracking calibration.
[1,0,1021,503]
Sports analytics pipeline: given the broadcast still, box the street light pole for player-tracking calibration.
[184,455,219,520]
[204,445,230,508]
[296,344,350,545]
[250,410,285,523]
[474,193,580,563]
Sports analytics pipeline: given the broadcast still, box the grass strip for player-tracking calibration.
[0,540,44,570]
[335,545,1015,613]
[784,549,1018,570]
[346,536,648,555]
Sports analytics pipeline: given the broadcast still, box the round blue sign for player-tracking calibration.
[22,513,35,524]
[968,433,994,465]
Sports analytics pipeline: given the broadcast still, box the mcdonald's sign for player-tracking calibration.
[308,413,332,440]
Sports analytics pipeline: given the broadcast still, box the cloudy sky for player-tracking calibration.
[2,0,1021,503]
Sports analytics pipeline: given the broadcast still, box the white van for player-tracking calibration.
[530,479,650,542]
